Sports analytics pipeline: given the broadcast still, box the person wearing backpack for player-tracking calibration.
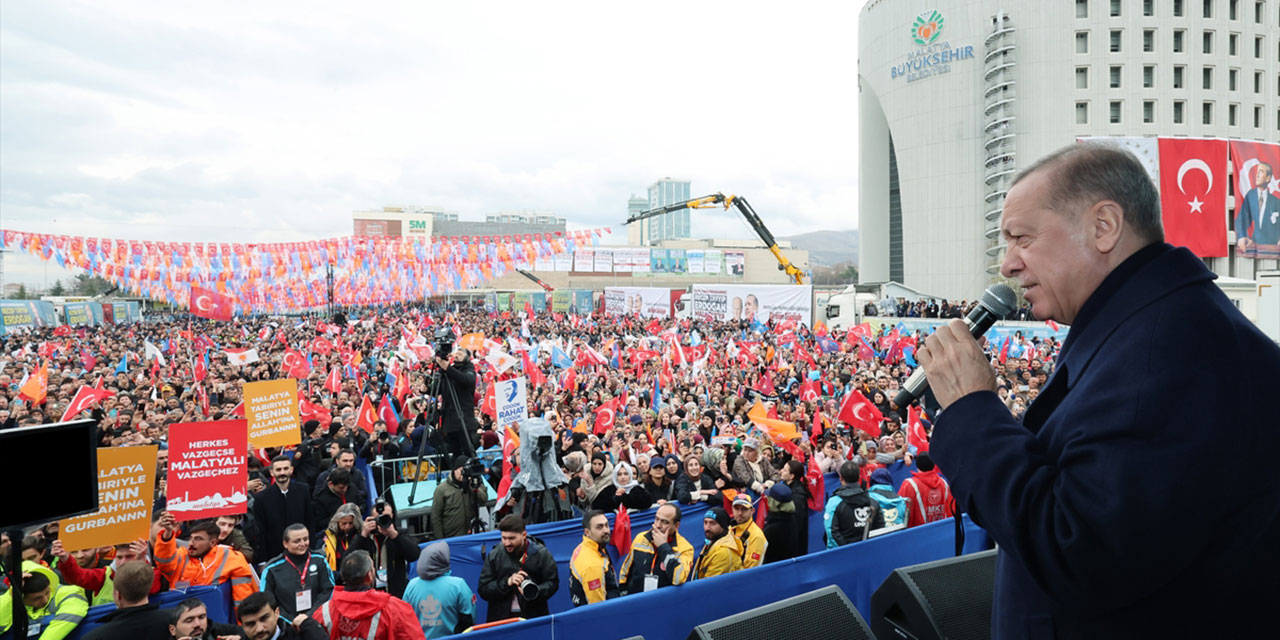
[823,461,884,548]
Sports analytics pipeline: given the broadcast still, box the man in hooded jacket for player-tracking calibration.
[312,550,423,640]
[0,561,88,639]
[897,453,953,527]
[402,542,475,638]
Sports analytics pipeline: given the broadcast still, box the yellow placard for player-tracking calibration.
[60,445,157,551]
[244,378,302,448]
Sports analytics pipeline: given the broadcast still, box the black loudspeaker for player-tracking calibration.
[687,585,874,640]
[870,549,997,640]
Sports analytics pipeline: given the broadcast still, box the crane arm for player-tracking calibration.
[515,269,555,292]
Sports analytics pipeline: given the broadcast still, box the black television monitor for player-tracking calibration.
[0,420,99,528]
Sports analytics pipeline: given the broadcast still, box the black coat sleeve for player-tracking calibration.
[477,552,512,602]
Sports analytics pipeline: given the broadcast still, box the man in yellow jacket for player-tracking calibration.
[619,503,694,594]
[154,512,260,607]
[730,493,768,569]
[0,561,88,639]
[569,510,619,606]
[694,507,742,580]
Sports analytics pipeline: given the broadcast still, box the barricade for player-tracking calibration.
[460,516,991,640]
[69,583,231,639]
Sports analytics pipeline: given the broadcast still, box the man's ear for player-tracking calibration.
[1090,199,1125,254]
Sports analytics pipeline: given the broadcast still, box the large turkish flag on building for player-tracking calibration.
[190,285,236,321]
[1158,138,1228,257]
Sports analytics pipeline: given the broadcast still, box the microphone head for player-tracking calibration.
[981,283,1018,319]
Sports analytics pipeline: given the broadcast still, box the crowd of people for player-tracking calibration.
[0,299,1057,637]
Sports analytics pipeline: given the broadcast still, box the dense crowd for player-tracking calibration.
[0,301,1058,638]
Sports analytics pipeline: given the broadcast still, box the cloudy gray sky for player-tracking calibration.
[1,0,864,288]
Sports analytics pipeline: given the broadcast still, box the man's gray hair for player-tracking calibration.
[340,550,375,586]
[1012,142,1164,245]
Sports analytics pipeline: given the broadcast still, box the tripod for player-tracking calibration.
[407,354,485,532]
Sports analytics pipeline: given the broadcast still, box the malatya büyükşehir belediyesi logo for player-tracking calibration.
[912,10,944,46]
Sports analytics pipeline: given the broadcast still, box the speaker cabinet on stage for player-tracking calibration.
[870,549,997,640]
[686,585,873,640]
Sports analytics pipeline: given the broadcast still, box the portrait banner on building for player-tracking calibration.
[1229,140,1280,259]
[166,420,249,521]
[650,249,669,273]
[667,249,688,273]
[725,251,746,277]
[603,287,672,318]
[244,379,301,448]
[552,290,571,313]
[59,445,157,551]
[691,284,813,327]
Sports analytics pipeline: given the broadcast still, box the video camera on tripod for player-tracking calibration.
[433,326,454,360]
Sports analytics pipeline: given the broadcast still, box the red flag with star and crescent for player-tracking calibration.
[837,389,884,438]
[594,396,619,435]
[907,404,930,453]
[1158,137,1228,257]
[189,285,236,321]
[806,453,825,512]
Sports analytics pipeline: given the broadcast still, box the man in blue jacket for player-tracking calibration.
[919,143,1280,638]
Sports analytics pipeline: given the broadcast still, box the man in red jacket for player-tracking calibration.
[50,537,165,605]
[898,453,953,527]
[313,550,423,640]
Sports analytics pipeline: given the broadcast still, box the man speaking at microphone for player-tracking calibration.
[917,143,1280,638]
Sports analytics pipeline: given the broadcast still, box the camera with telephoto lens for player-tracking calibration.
[374,499,393,528]
[434,326,454,359]
[519,578,540,601]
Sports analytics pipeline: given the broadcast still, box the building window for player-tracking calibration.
[1230,33,1239,55]
[1077,31,1090,54]
[1174,101,1186,123]
[1111,0,1122,16]
[1110,66,1122,87]
[1256,36,1265,58]
[1230,67,1239,90]
[1175,0,1185,16]
[1144,65,1156,87]
[1229,103,1239,125]
[1255,105,1263,127]
[1111,101,1123,123]
[1144,29,1156,51]
[1076,67,1089,89]
[1203,67,1214,89]
[1257,1,1265,22]
[1230,0,1239,19]
[1174,65,1185,88]
[1145,0,1156,16]
[1174,30,1186,52]
[1203,31,1214,54]
[1255,71,1264,93]
[1203,102,1214,125]
[1204,0,1214,18]
[1111,30,1123,52]
[1077,0,1089,18]
[1077,102,1089,124]
[1144,100,1156,123]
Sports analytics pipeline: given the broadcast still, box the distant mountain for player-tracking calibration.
[780,229,858,268]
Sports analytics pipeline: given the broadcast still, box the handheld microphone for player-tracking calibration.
[893,284,1017,409]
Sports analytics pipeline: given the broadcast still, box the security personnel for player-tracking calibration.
[0,561,89,638]
[694,507,743,580]
[568,510,619,606]
[619,503,694,594]
[154,513,260,607]
[259,524,335,619]
[729,493,768,569]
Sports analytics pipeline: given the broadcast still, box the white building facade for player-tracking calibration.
[859,0,1279,301]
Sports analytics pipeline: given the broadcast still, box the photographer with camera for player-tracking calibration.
[352,498,420,598]
[432,341,480,464]
[477,515,558,622]
[431,455,489,540]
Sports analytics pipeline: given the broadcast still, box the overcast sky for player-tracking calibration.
[1,0,865,288]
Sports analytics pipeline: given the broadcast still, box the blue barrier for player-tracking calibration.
[463,516,992,640]
[69,583,232,639]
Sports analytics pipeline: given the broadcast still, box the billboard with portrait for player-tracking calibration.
[725,251,746,277]
[691,284,813,327]
[603,287,671,318]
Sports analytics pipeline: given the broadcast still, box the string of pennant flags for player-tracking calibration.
[0,227,612,314]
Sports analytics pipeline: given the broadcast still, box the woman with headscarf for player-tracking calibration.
[590,461,655,512]
[562,451,588,510]
[701,446,741,492]
[582,451,615,506]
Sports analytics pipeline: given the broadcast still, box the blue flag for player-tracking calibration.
[115,354,128,374]
[550,345,573,369]
[653,375,662,409]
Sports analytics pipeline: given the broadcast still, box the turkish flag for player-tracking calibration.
[481,383,496,419]
[1158,137,1228,257]
[59,378,114,422]
[356,395,377,433]
[907,404,930,453]
[798,380,821,403]
[805,454,825,512]
[325,366,342,394]
[610,505,632,557]
[837,389,884,438]
[594,397,619,435]
[282,349,311,379]
[190,285,236,321]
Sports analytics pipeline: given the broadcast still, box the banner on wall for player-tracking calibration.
[166,420,249,521]
[1229,139,1280,259]
[574,249,595,272]
[704,249,723,275]
[551,290,571,313]
[691,284,813,327]
[687,250,705,273]
[725,251,746,277]
[603,287,672,318]
[63,302,98,327]
[630,248,651,273]
[554,254,573,272]
[593,249,613,273]
[0,300,58,335]
[59,446,157,550]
